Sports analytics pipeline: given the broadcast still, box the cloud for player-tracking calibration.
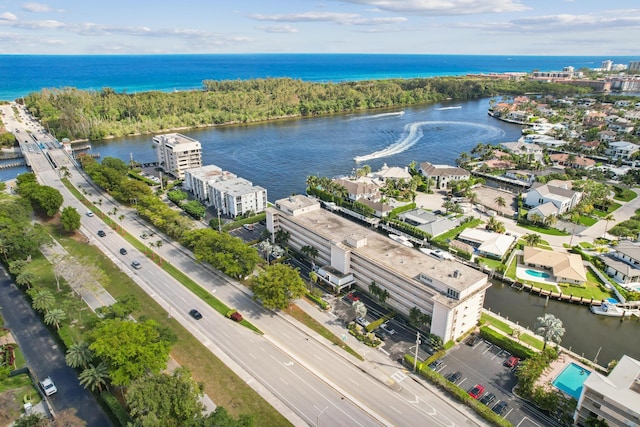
[258,24,299,33]
[335,0,530,15]
[250,11,406,26]
[0,12,18,21]
[462,13,640,34]
[22,2,57,13]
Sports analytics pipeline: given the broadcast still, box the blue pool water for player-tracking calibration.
[525,269,551,279]
[607,298,619,304]
[552,363,591,400]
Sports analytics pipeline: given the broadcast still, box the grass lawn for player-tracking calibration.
[577,215,598,226]
[579,241,595,249]
[480,312,544,351]
[0,373,42,424]
[433,218,482,243]
[517,223,570,236]
[478,257,504,270]
[48,227,290,426]
[593,202,622,217]
[613,187,637,202]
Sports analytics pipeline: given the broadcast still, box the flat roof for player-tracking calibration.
[274,196,486,294]
[583,355,640,415]
[211,177,265,196]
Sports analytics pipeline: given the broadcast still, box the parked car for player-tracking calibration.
[40,377,57,396]
[119,248,128,255]
[493,401,508,416]
[230,311,243,322]
[504,356,520,368]
[428,359,444,370]
[189,309,203,320]
[355,316,370,328]
[480,392,496,406]
[374,330,389,341]
[346,292,359,303]
[468,384,485,399]
[446,371,462,383]
[131,260,141,269]
[97,230,106,237]
[380,322,396,335]
[86,211,94,217]
[465,334,481,346]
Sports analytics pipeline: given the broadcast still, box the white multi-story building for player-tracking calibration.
[184,165,267,217]
[266,195,490,342]
[152,133,202,179]
[574,355,640,427]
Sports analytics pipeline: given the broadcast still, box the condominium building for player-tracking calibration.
[152,133,202,179]
[266,195,490,342]
[574,355,640,427]
[184,165,267,217]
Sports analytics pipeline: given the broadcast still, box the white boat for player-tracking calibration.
[389,234,413,248]
[437,106,462,110]
[590,302,624,317]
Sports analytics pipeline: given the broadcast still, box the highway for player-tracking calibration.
[2,103,487,426]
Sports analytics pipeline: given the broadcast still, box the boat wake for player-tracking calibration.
[353,120,503,163]
[437,106,462,110]
[349,111,404,121]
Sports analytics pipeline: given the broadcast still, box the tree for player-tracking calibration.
[87,318,172,386]
[602,213,615,238]
[60,206,81,232]
[66,341,94,369]
[126,367,205,427]
[16,270,36,289]
[524,233,542,247]
[28,288,55,312]
[534,313,565,350]
[44,308,67,330]
[251,264,307,310]
[96,294,140,319]
[494,196,507,213]
[274,229,290,247]
[79,362,110,392]
[300,245,319,264]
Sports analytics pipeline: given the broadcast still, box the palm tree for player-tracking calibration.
[28,288,55,312]
[44,308,67,330]
[544,214,558,228]
[79,362,110,392]
[524,233,542,247]
[494,196,507,213]
[0,238,9,262]
[602,213,615,238]
[65,341,94,369]
[534,313,565,350]
[16,270,36,289]
[529,213,543,225]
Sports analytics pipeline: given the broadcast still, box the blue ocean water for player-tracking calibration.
[1,54,637,101]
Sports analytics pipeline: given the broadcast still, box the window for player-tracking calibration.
[447,288,459,299]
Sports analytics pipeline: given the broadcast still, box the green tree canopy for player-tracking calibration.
[87,318,171,386]
[251,263,307,310]
[60,206,81,232]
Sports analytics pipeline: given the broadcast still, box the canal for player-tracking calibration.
[485,280,640,366]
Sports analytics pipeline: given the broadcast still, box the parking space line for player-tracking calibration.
[517,417,542,427]
[482,344,493,355]
[458,378,467,388]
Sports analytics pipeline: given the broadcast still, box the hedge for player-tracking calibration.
[305,292,329,310]
[479,326,536,360]
[404,354,513,427]
[101,390,131,426]
[388,202,417,219]
[365,311,396,333]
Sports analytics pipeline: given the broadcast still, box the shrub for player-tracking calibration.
[101,390,131,426]
[305,292,328,310]
[479,326,536,359]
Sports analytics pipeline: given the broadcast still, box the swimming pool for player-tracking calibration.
[552,363,591,400]
[524,269,551,279]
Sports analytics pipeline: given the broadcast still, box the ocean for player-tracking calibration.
[1,53,637,101]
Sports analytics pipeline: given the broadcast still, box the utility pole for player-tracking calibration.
[217,209,222,233]
[413,331,421,372]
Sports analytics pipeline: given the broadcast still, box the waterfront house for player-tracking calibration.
[549,154,596,170]
[505,170,537,184]
[332,177,381,202]
[358,198,393,218]
[419,162,470,190]
[601,242,640,286]
[457,228,516,260]
[605,141,640,160]
[524,182,582,215]
[574,355,640,427]
[370,163,412,182]
[522,246,587,285]
[499,141,544,161]
[152,133,202,179]
[398,209,460,237]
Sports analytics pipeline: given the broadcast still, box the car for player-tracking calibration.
[433,210,442,215]
[480,392,496,406]
[493,401,508,416]
[40,377,57,396]
[119,248,128,255]
[189,309,203,320]
[380,322,396,335]
[374,330,389,341]
[465,334,481,346]
[86,211,94,217]
[428,359,444,370]
[504,356,520,368]
[346,292,359,303]
[131,260,141,269]
[446,371,462,383]
[468,384,485,399]
[97,230,106,237]
[355,316,370,328]
[230,311,243,322]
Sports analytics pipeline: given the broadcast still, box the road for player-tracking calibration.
[4,102,489,426]
[0,268,112,426]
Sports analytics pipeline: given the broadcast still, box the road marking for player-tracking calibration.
[282,332,290,338]
[458,378,467,387]
[284,361,294,367]
[391,371,407,382]
[349,378,359,386]
[517,417,542,427]
[389,406,402,414]
[249,353,257,360]
[280,378,288,386]
[313,354,323,361]
[378,347,389,355]
[220,331,230,338]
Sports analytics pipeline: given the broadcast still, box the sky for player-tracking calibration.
[0,0,639,55]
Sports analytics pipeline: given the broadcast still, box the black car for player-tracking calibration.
[465,334,481,346]
[446,371,462,383]
[374,330,389,341]
[97,230,106,237]
[119,248,128,255]
[428,359,444,370]
[189,309,203,320]
[493,401,508,416]
[480,392,496,406]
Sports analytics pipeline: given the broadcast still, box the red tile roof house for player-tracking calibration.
[549,153,596,169]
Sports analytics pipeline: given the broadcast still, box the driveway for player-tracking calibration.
[0,267,112,427]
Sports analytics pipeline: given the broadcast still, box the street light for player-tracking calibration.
[316,406,328,427]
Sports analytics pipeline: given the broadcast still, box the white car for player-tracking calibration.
[86,211,94,217]
[40,377,57,396]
